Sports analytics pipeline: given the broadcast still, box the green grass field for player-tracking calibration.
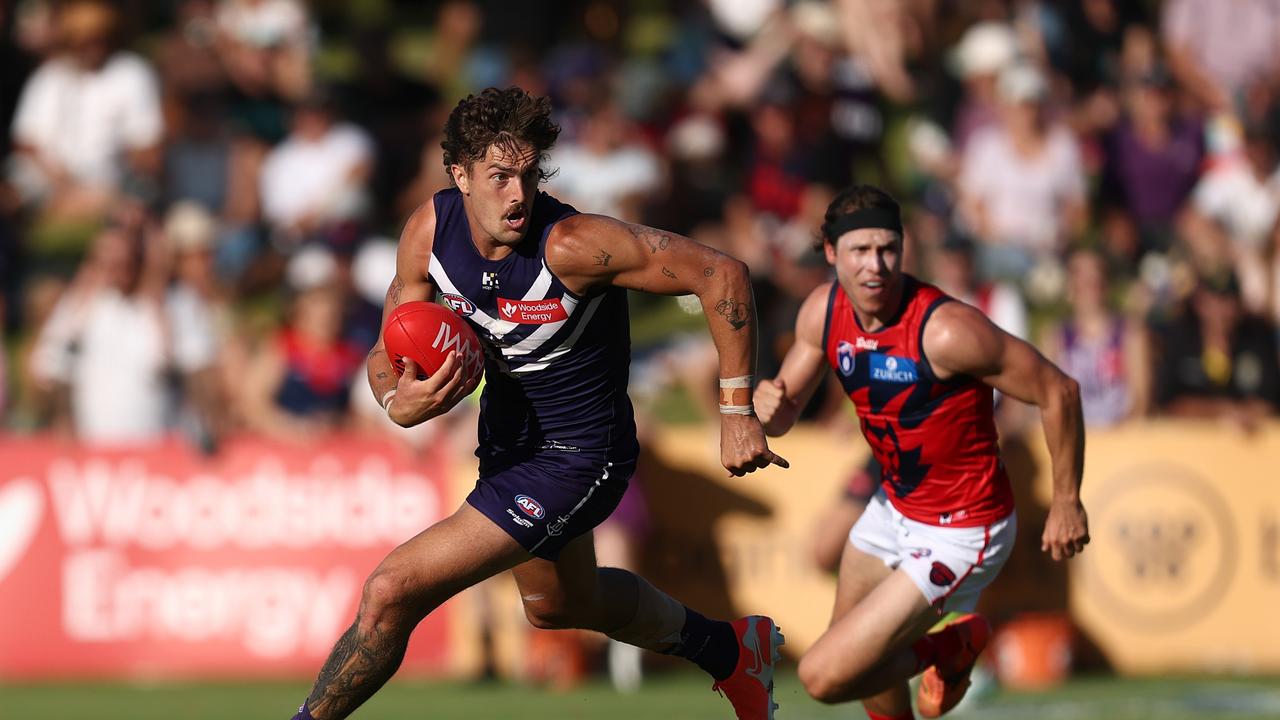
[4,670,1279,720]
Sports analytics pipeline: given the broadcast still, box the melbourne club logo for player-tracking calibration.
[481,271,500,290]
[929,561,957,586]
[514,494,545,519]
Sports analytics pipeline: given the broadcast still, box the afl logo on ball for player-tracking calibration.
[441,293,476,316]
[929,561,957,586]
[515,495,545,519]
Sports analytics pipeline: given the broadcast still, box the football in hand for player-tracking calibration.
[382,301,485,385]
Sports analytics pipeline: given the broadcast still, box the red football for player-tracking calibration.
[383,300,485,385]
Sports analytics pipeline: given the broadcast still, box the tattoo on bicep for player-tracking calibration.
[703,267,714,277]
[387,276,405,305]
[594,249,612,266]
[662,267,677,279]
[715,298,750,331]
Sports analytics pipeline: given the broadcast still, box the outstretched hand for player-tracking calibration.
[720,413,790,477]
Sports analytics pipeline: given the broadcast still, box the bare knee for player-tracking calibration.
[798,654,848,704]
[522,594,581,631]
[357,568,417,634]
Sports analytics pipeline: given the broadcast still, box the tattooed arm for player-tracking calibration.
[547,214,787,476]
[367,201,471,427]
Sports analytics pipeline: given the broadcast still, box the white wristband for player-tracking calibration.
[719,404,755,416]
[719,375,754,389]
[380,389,397,410]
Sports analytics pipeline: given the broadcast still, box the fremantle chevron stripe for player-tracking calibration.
[429,254,599,372]
[509,294,604,373]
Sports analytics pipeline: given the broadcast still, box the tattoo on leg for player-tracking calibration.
[594,249,612,266]
[703,267,714,277]
[662,267,677,279]
[715,298,750,331]
[305,623,408,719]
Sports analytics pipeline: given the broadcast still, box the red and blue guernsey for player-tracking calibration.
[823,275,1014,527]
[427,188,638,472]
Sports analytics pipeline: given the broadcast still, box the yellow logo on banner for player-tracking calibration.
[1084,465,1236,631]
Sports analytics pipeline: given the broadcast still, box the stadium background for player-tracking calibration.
[1,0,1279,718]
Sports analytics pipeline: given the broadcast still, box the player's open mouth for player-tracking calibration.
[504,210,526,231]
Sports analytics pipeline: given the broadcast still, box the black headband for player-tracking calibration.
[823,206,903,241]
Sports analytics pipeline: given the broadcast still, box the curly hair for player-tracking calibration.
[819,184,902,248]
[441,87,561,182]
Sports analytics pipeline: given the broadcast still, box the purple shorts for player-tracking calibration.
[467,452,636,559]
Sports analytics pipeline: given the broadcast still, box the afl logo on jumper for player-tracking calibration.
[929,561,957,586]
[514,494,545,519]
[498,298,569,324]
[871,353,918,383]
[837,341,856,376]
[441,293,476,316]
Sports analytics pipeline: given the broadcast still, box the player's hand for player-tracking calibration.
[720,413,790,477]
[754,378,797,437]
[387,354,472,427]
[1042,498,1090,561]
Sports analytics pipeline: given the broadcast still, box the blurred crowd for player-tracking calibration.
[1,0,1280,451]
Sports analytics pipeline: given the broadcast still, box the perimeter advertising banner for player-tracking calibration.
[0,436,452,679]
[1068,421,1280,674]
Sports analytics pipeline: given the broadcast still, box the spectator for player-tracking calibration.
[214,0,312,103]
[8,0,163,221]
[547,101,660,222]
[1153,268,1280,427]
[1162,0,1280,118]
[957,62,1087,281]
[1042,248,1152,428]
[947,21,1020,151]
[1183,125,1280,318]
[258,91,374,251]
[927,232,1028,340]
[240,249,362,440]
[1100,65,1204,259]
[29,213,218,444]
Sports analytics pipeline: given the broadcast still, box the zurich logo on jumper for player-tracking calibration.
[870,353,917,383]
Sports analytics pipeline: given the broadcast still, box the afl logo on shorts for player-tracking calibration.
[441,293,476,316]
[514,494,545,519]
[929,561,957,586]
[837,341,856,376]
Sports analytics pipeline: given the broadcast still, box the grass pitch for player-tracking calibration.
[2,670,1278,720]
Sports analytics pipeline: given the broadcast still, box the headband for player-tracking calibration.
[823,206,903,241]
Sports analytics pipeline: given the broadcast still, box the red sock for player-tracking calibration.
[866,710,914,720]
[910,624,964,674]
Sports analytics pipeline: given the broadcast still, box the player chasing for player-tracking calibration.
[289,87,789,720]
[755,185,1090,719]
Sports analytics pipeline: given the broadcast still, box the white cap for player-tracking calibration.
[351,238,398,305]
[286,245,338,291]
[667,113,725,161]
[997,63,1049,103]
[164,201,217,252]
[951,22,1018,78]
